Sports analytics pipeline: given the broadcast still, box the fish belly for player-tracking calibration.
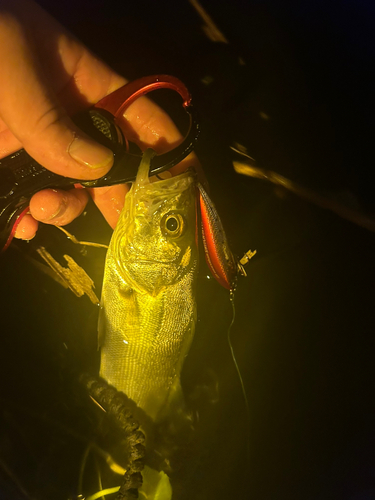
[99,248,197,421]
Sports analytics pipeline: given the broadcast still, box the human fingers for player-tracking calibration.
[0,7,114,180]
[0,0,124,241]
[14,215,39,241]
[28,188,89,227]
[14,188,88,241]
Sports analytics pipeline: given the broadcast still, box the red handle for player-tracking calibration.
[94,75,192,122]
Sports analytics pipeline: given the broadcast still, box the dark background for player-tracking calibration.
[0,1,374,499]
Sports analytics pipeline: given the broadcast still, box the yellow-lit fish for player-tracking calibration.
[98,149,198,422]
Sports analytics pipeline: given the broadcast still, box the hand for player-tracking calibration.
[0,0,198,241]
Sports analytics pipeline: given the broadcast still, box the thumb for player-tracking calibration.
[0,13,113,180]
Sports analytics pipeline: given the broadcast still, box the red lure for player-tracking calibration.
[198,183,239,291]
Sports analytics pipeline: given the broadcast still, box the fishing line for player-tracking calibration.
[228,289,251,461]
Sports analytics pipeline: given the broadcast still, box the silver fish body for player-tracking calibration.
[99,150,198,422]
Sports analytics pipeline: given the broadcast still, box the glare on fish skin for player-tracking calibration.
[123,340,129,344]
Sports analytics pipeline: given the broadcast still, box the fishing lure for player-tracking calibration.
[198,183,242,291]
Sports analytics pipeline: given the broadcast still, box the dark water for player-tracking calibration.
[0,1,374,499]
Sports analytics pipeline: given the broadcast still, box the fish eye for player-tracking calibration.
[161,213,186,238]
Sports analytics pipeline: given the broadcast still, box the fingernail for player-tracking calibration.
[68,137,113,170]
[44,196,68,221]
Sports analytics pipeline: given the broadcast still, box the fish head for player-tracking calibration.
[112,170,197,296]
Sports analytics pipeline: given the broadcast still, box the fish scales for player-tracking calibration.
[99,150,198,422]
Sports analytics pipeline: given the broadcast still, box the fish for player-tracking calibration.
[98,149,198,423]
[96,149,252,500]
